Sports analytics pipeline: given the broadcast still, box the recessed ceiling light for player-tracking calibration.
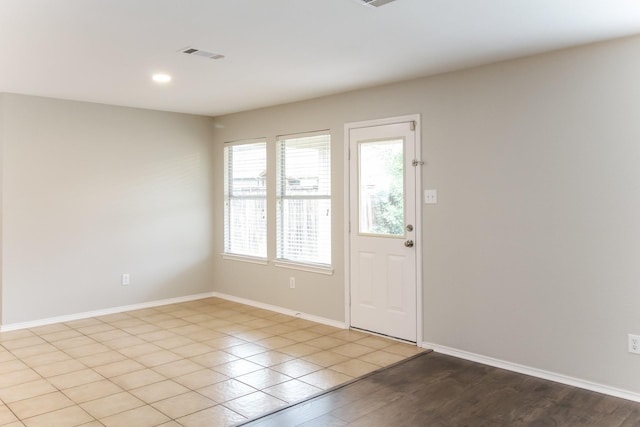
[152,73,172,83]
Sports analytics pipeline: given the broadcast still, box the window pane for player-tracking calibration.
[359,139,404,236]
[278,198,331,265]
[228,144,267,197]
[226,198,267,257]
[278,135,331,197]
[277,134,331,265]
[224,142,267,257]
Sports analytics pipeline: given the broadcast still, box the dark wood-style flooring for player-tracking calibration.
[239,351,640,427]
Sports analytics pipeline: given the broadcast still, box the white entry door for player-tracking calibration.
[349,120,418,342]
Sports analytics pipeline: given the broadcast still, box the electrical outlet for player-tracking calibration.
[629,334,640,354]
[121,273,130,286]
[289,277,296,289]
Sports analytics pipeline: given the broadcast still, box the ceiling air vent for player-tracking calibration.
[355,0,397,7]
[179,47,225,60]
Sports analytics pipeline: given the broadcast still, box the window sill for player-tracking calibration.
[273,260,334,275]
[221,253,269,265]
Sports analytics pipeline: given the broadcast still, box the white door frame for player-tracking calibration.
[343,114,423,344]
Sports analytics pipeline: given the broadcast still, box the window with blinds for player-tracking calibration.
[276,133,331,266]
[224,141,267,258]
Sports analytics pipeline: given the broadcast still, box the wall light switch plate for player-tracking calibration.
[424,189,437,204]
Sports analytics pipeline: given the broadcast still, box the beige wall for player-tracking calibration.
[212,35,640,393]
[1,94,214,324]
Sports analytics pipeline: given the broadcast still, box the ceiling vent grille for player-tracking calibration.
[355,0,397,7]
[179,47,225,60]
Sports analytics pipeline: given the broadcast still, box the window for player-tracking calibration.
[276,133,331,265]
[224,141,267,258]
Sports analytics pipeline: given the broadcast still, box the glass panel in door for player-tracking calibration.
[358,139,404,237]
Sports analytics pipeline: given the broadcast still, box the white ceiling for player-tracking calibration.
[2,0,640,117]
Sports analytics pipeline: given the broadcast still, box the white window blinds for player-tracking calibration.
[224,141,267,258]
[276,133,331,265]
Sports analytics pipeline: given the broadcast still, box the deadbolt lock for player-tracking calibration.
[406,224,414,232]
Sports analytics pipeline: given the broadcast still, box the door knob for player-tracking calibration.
[404,240,414,248]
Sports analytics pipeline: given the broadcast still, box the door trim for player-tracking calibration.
[343,114,422,344]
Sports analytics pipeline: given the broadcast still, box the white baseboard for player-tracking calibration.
[212,292,347,330]
[0,291,346,333]
[422,342,640,403]
[0,292,217,332]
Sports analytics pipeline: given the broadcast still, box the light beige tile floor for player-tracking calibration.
[0,297,424,427]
